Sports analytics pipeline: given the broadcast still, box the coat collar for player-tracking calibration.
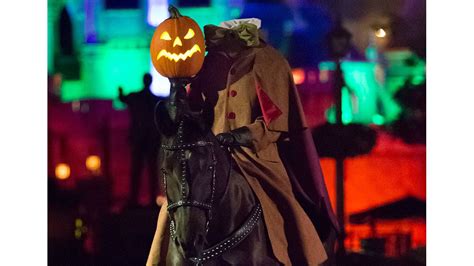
[203,24,268,86]
[226,47,258,86]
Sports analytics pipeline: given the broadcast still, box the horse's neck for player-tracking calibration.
[206,154,257,245]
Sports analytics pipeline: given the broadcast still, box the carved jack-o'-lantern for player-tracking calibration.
[150,6,205,78]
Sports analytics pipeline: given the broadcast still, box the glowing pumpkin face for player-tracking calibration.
[150,6,205,78]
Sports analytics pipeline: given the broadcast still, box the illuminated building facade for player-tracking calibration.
[48,0,243,106]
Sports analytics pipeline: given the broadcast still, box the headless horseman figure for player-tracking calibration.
[119,73,163,207]
[147,20,338,265]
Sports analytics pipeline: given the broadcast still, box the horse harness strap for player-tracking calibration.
[167,200,212,211]
[161,140,214,150]
[190,203,263,265]
[162,119,262,265]
[161,120,218,241]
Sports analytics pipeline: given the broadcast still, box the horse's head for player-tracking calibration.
[158,98,228,259]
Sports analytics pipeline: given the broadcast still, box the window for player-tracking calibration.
[105,0,139,9]
[178,0,210,7]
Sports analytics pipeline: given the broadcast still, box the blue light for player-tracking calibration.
[150,60,170,97]
[147,0,169,27]
[147,0,170,96]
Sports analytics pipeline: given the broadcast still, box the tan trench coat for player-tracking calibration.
[147,43,328,266]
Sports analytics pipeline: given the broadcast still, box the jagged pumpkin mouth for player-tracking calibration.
[156,45,202,62]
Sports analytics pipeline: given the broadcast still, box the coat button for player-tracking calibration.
[229,90,237,97]
[227,112,236,119]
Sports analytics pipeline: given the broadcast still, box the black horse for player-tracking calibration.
[155,81,279,266]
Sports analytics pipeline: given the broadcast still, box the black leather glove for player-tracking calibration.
[216,132,236,146]
[216,126,253,148]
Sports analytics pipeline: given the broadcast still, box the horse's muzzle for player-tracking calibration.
[177,233,205,259]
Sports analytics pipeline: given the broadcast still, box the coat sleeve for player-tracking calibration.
[146,200,170,266]
[244,118,281,153]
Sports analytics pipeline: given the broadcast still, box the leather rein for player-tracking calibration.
[160,120,262,265]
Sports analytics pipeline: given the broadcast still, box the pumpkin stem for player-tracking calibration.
[168,5,182,18]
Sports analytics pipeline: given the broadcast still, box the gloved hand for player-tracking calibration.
[216,132,236,146]
[216,127,253,148]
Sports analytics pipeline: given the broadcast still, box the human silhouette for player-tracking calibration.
[119,73,163,207]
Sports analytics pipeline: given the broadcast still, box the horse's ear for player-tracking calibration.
[154,100,177,136]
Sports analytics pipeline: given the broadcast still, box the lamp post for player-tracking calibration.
[327,23,352,256]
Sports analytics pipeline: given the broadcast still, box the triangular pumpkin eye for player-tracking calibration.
[160,31,172,41]
[184,29,195,40]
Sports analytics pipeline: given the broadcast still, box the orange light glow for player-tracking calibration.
[292,68,305,85]
[86,155,101,173]
[156,195,167,206]
[71,101,81,112]
[156,44,201,62]
[55,163,71,180]
[160,31,172,40]
[173,36,183,47]
[184,29,195,39]
[319,70,329,83]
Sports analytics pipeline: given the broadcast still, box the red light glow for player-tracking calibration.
[292,68,305,85]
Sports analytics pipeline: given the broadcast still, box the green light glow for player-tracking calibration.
[321,61,402,125]
[411,75,425,86]
[60,43,150,109]
[384,50,426,93]
[230,8,242,18]
[325,87,354,125]
[52,3,241,109]
[372,114,385,125]
[342,88,354,124]
[61,80,84,101]
[48,21,54,73]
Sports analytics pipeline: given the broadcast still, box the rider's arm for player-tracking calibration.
[242,118,281,153]
[216,118,281,154]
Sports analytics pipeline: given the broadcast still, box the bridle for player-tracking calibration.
[160,119,262,265]
[161,120,218,239]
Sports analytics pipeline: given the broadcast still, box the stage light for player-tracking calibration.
[375,28,386,38]
[319,70,329,83]
[75,218,83,227]
[74,218,87,239]
[55,163,70,180]
[71,101,80,112]
[86,155,101,173]
[156,195,166,206]
[292,68,305,85]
